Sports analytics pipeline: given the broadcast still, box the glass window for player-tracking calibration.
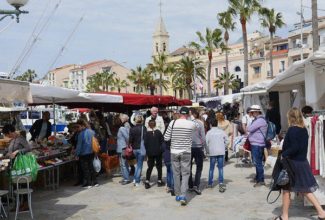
[223,67,226,73]
[215,68,218,78]
[253,66,261,74]
[156,43,159,52]
[163,43,166,52]
[235,66,241,72]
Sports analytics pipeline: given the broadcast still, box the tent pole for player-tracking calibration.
[53,97,56,137]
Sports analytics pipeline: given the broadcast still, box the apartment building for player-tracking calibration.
[288,16,325,64]
[248,37,289,85]
[69,60,132,92]
[47,64,77,88]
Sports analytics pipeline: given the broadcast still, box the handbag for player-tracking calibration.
[276,169,289,186]
[124,145,134,159]
[243,137,251,151]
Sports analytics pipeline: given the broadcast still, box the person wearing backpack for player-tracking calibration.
[247,105,267,187]
[265,101,281,135]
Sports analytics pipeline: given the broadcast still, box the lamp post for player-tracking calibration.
[0,0,29,23]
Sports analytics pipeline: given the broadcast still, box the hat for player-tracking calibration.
[179,107,189,115]
[249,105,262,112]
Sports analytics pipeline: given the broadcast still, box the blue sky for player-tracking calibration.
[1,0,325,79]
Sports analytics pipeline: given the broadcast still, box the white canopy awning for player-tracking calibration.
[266,60,305,91]
[30,83,80,104]
[0,79,32,105]
[57,92,123,104]
[241,80,272,93]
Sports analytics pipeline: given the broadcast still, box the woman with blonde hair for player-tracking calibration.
[216,112,233,161]
[274,107,325,220]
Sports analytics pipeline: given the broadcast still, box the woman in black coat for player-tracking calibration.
[275,108,325,220]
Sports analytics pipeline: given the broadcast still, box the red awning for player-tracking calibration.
[97,92,178,106]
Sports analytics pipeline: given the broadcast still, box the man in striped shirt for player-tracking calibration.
[164,107,195,206]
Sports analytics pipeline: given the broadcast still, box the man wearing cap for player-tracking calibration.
[247,105,268,187]
[164,107,195,206]
[145,107,165,133]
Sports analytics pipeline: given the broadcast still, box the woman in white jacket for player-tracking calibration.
[205,119,229,192]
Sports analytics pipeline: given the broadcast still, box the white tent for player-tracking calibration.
[0,79,32,105]
[267,47,325,110]
[56,92,123,104]
[30,83,80,104]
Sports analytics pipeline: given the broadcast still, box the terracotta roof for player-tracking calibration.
[170,47,195,56]
[71,60,121,71]
[49,64,76,73]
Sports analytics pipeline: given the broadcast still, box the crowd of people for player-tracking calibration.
[3,102,325,219]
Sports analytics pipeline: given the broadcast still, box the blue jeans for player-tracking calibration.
[133,149,144,184]
[119,152,129,181]
[251,145,265,183]
[166,163,174,189]
[208,155,224,185]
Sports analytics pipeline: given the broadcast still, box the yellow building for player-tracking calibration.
[248,37,289,85]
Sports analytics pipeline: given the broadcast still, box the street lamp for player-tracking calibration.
[0,0,29,23]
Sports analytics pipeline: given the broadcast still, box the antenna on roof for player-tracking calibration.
[159,0,162,18]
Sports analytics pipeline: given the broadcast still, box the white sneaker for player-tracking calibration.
[134,183,140,187]
[84,185,92,189]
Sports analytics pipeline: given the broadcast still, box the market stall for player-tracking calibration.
[266,47,325,206]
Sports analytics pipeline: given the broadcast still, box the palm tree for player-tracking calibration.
[173,57,206,100]
[148,53,174,95]
[142,67,158,95]
[214,72,240,95]
[260,7,285,79]
[15,69,37,82]
[189,28,223,97]
[101,71,116,91]
[218,11,236,74]
[228,0,262,86]
[86,73,102,92]
[213,78,224,96]
[128,66,147,93]
[312,0,319,51]
[110,77,129,93]
[172,76,186,99]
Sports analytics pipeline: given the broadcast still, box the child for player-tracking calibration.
[205,119,229,192]
[144,119,165,189]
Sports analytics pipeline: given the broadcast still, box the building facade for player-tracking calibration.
[288,16,325,64]
[68,60,132,92]
[47,64,77,87]
[248,37,289,85]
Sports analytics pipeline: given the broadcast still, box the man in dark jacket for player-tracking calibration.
[29,111,52,141]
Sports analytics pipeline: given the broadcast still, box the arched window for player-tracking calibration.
[235,66,241,72]
[163,43,166,52]
[156,43,159,52]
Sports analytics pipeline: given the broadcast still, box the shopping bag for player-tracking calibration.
[11,153,39,181]
[92,136,101,154]
[93,156,101,173]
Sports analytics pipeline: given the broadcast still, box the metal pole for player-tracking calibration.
[53,98,56,137]
[300,0,304,61]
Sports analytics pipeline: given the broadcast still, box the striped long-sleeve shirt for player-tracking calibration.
[164,119,195,155]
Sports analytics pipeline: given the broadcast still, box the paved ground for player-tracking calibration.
[5,157,322,220]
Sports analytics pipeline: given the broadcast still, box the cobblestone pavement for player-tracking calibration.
[8,158,321,220]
